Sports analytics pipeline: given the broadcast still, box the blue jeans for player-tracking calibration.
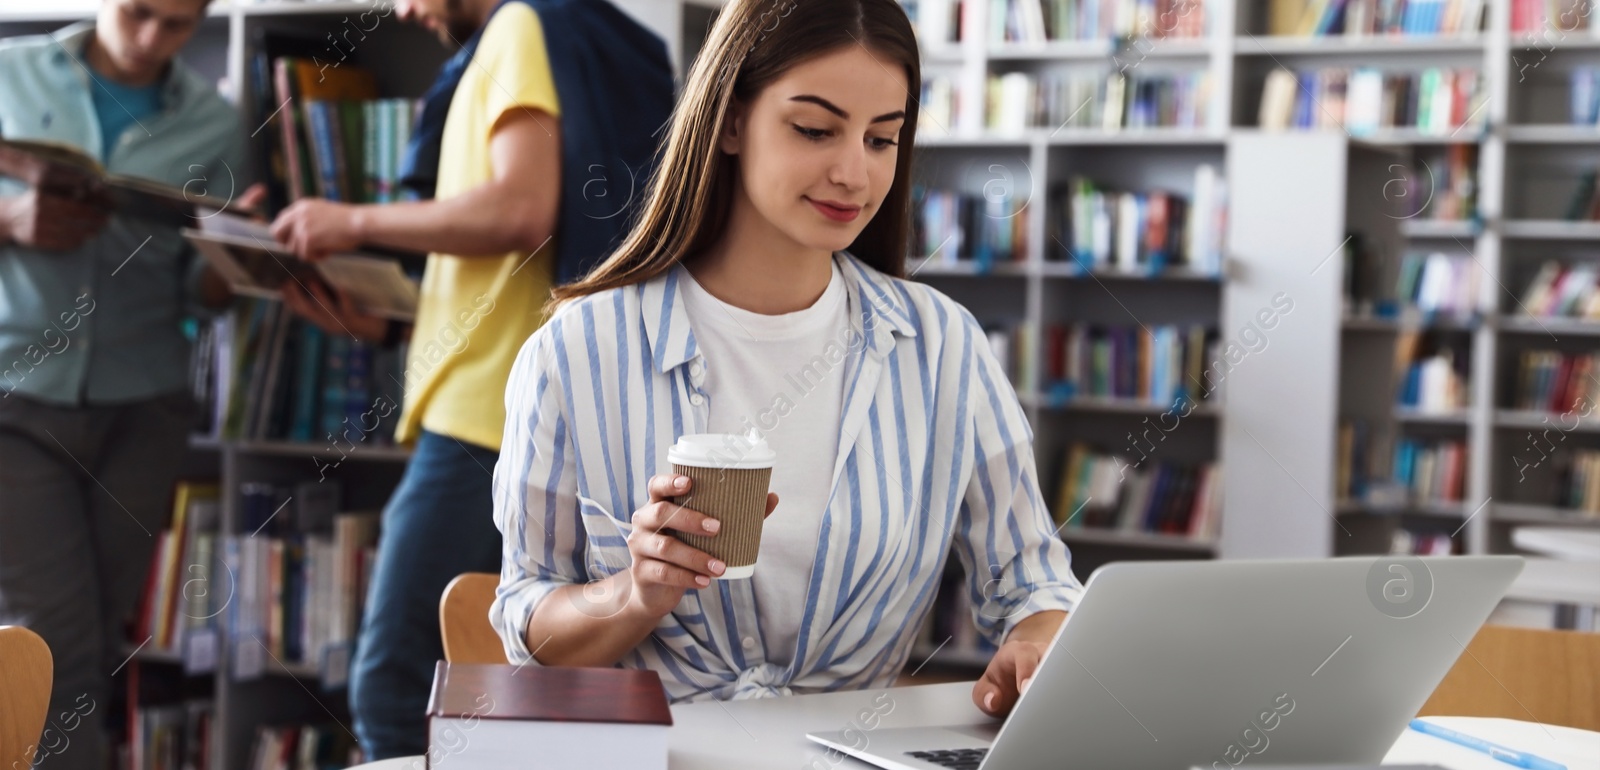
[349,429,502,759]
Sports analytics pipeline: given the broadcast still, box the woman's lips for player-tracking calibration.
[807,197,860,222]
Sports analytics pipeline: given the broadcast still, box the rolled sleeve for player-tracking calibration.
[490,325,585,665]
[950,313,1085,648]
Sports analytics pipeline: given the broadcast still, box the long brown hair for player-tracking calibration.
[546,0,921,315]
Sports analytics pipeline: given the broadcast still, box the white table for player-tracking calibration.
[359,682,1600,770]
[1513,527,1600,562]
[1508,530,1600,630]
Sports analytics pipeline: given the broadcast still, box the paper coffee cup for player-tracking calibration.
[667,433,775,580]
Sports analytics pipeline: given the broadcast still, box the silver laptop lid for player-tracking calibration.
[983,555,1524,770]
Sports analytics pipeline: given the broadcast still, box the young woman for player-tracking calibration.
[489,0,1083,718]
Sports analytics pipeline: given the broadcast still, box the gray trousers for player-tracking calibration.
[0,391,193,770]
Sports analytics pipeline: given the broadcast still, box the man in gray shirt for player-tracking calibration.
[0,0,251,767]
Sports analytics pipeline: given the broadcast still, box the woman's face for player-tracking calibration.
[719,44,909,254]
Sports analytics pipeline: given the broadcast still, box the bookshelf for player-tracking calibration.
[0,2,664,769]
[900,0,1600,666]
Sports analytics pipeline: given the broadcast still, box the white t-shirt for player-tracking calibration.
[678,255,850,667]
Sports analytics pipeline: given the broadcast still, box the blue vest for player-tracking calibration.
[400,0,675,285]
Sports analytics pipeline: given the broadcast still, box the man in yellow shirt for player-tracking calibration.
[270,0,671,756]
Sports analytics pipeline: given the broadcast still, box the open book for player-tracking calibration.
[0,138,251,227]
[183,212,420,321]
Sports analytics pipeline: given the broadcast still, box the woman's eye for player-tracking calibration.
[870,137,899,150]
[793,125,828,140]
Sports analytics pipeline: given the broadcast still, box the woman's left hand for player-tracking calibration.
[972,639,1047,718]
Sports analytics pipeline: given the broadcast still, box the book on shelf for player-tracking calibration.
[990,0,1206,43]
[426,662,673,770]
[191,298,408,446]
[1396,251,1480,319]
[249,52,418,216]
[121,695,213,770]
[1511,0,1597,34]
[1390,144,1477,221]
[1568,67,1600,125]
[245,723,359,770]
[1394,324,1471,413]
[1390,529,1458,554]
[1052,443,1222,539]
[1395,343,1470,412]
[1554,449,1600,516]
[984,323,1037,392]
[0,139,249,227]
[134,481,222,658]
[1518,260,1600,318]
[919,73,966,135]
[1563,170,1600,221]
[184,212,421,322]
[1048,164,1226,274]
[225,482,379,681]
[911,184,1029,267]
[1340,428,1465,507]
[1042,322,1218,406]
[987,70,1211,132]
[1270,0,1485,36]
[905,0,966,46]
[1258,66,1484,135]
[1513,349,1600,413]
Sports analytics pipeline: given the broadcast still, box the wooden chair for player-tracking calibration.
[439,573,509,664]
[0,626,54,770]
[1419,624,1600,731]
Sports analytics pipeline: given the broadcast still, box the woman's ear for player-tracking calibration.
[717,98,746,156]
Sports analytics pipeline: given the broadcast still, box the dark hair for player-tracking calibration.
[547,0,920,314]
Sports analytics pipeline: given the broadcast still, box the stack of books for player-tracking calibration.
[249,52,418,213]
[991,0,1207,42]
[985,323,1038,392]
[1512,0,1594,33]
[122,697,213,770]
[1337,420,1382,503]
[1513,350,1600,413]
[1053,444,1222,539]
[1269,0,1486,36]
[1556,448,1600,516]
[1397,347,1470,412]
[191,299,407,446]
[905,0,969,45]
[1258,67,1485,134]
[988,71,1211,132]
[1517,261,1600,318]
[1569,68,1600,124]
[1392,437,1468,505]
[135,482,222,657]
[911,184,1029,266]
[1049,165,1227,274]
[1043,323,1218,406]
[224,482,380,678]
[1396,252,1481,318]
[246,724,359,770]
[919,73,966,134]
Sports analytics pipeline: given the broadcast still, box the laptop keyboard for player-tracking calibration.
[904,748,988,769]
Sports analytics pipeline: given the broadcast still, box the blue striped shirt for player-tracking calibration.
[490,250,1084,701]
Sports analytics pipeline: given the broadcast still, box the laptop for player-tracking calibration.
[806,555,1524,770]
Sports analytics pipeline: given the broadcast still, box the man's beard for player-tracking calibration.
[439,0,481,47]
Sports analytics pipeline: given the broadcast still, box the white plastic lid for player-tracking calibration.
[667,432,775,469]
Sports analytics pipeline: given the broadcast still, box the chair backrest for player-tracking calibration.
[0,626,54,770]
[1419,624,1600,731]
[440,573,509,665]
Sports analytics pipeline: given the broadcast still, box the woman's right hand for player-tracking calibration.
[624,474,778,619]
